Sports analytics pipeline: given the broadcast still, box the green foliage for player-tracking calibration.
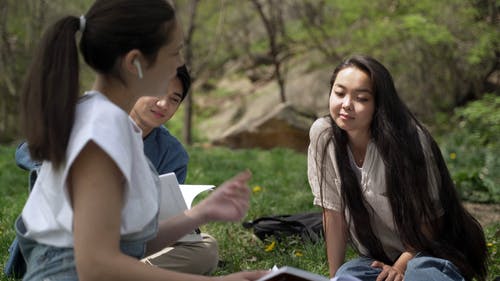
[400,14,454,44]
[455,94,500,145]
[437,94,500,203]
[0,0,93,142]
[2,0,498,145]
[485,222,500,279]
[287,0,497,122]
[467,28,499,65]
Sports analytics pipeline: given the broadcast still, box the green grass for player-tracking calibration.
[185,146,333,275]
[0,145,28,281]
[0,144,498,280]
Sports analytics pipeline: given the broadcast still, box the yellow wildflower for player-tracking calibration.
[487,242,493,247]
[265,241,276,252]
[253,185,262,193]
[294,250,303,257]
[449,152,457,160]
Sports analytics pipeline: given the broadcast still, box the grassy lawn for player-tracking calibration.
[0,144,498,280]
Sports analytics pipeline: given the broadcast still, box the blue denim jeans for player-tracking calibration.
[335,254,465,281]
[15,215,158,281]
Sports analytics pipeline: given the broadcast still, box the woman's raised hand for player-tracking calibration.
[188,170,252,224]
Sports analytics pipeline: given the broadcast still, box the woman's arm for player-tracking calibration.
[71,142,200,280]
[70,142,263,281]
[371,220,436,281]
[71,142,181,280]
[323,208,348,278]
[146,171,252,255]
[392,251,415,273]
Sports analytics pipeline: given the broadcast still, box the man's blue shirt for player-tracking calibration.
[143,125,189,183]
[15,125,189,184]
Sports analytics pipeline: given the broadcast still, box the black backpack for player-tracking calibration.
[242,212,324,243]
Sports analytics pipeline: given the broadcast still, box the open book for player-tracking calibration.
[256,266,361,281]
[158,173,214,242]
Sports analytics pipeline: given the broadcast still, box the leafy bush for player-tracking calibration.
[437,94,500,203]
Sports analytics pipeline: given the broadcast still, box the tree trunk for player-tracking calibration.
[182,0,200,145]
[251,0,287,103]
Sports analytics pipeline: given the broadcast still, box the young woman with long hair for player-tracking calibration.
[308,55,488,281]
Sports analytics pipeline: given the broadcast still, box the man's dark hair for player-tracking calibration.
[176,65,191,101]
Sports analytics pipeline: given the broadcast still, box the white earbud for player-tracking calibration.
[133,59,143,79]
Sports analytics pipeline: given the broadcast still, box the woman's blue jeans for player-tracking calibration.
[336,253,465,281]
[15,215,158,281]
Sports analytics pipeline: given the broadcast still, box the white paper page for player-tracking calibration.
[157,173,206,242]
[256,266,329,281]
[179,184,214,209]
[257,266,361,281]
[159,173,214,242]
[158,173,187,221]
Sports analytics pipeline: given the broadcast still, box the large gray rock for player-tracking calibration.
[199,65,333,152]
[212,102,314,152]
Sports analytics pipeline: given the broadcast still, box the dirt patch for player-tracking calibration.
[463,202,500,227]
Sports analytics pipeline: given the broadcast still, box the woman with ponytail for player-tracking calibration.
[18,1,266,280]
[308,55,488,281]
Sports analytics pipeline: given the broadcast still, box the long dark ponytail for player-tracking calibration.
[320,55,487,280]
[20,0,176,168]
[20,16,80,168]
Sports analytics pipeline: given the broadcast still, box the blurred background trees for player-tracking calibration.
[1,0,497,143]
[0,0,90,143]
[1,1,498,197]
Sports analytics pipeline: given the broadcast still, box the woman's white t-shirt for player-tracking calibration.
[21,91,159,247]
